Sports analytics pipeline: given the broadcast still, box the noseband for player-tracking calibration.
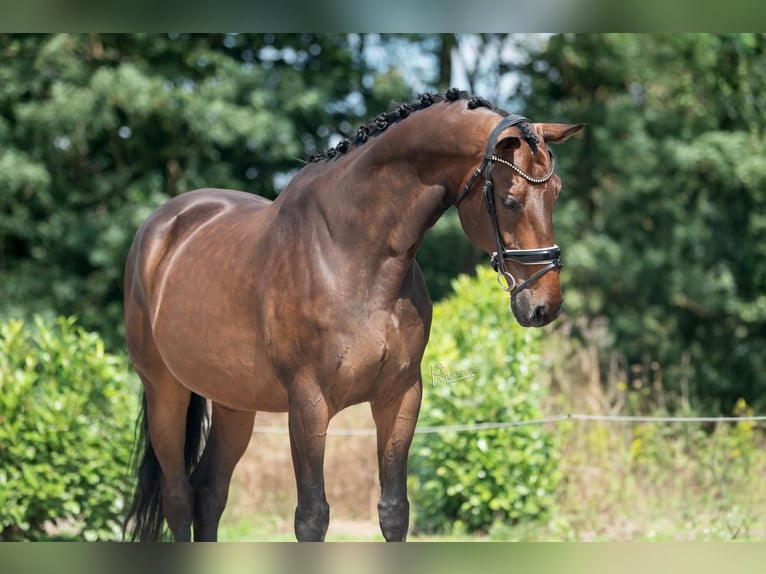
[454,114,562,297]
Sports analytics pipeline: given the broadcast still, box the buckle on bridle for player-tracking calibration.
[495,268,517,293]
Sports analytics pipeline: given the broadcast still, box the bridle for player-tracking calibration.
[454,114,562,297]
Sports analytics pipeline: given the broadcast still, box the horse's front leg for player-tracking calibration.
[287,380,331,541]
[370,379,422,542]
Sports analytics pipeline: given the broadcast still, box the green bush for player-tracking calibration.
[0,316,138,540]
[409,266,560,534]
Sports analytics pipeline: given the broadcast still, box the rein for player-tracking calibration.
[454,114,562,297]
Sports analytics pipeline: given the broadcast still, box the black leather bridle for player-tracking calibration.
[454,114,562,297]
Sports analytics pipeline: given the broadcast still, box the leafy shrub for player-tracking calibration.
[409,266,560,534]
[0,316,138,540]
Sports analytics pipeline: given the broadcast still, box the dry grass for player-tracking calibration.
[529,316,766,541]
[541,419,766,541]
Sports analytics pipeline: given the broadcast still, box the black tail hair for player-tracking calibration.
[122,391,209,541]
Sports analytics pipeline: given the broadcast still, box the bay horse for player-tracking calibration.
[122,88,583,542]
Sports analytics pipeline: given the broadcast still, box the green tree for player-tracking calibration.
[520,34,766,409]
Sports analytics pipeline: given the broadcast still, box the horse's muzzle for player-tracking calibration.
[510,290,562,327]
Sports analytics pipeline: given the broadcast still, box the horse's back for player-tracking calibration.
[126,188,270,303]
[131,188,270,250]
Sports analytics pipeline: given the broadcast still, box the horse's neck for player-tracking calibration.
[276,108,488,303]
[279,170,442,302]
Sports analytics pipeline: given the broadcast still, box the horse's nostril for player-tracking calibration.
[532,304,548,325]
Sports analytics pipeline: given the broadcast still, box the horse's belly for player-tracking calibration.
[151,291,288,412]
[158,339,288,412]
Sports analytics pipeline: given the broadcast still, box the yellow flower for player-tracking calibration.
[631,438,642,459]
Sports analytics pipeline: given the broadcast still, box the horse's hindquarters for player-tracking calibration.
[125,189,288,412]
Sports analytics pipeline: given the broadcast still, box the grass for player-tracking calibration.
[217,513,484,542]
[540,416,766,541]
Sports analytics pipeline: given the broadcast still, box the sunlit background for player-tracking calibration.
[1,33,765,542]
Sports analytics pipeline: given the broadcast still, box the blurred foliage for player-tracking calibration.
[0,316,139,540]
[409,266,559,534]
[518,33,766,410]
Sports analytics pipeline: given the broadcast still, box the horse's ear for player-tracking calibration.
[536,123,586,144]
[495,135,521,156]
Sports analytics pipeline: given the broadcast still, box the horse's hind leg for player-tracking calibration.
[141,371,196,541]
[370,380,422,541]
[190,404,255,541]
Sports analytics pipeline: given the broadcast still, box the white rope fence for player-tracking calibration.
[252,413,766,436]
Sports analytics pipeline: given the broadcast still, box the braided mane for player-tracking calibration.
[307,88,539,163]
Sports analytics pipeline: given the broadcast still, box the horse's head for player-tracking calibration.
[456,116,584,327]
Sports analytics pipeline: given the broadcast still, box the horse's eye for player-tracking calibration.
[502,196,522,211]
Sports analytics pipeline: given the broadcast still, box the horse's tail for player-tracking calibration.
[123,391,208,542]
